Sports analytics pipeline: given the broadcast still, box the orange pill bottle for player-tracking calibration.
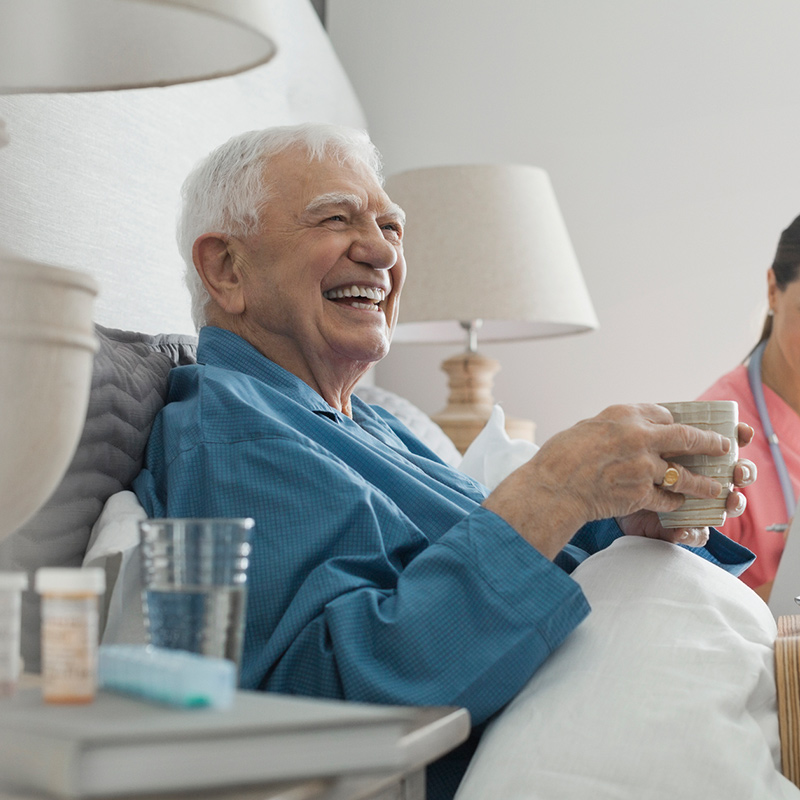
[35,567,105,704]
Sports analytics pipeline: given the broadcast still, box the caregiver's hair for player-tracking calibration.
[756,214,800,348]
[178,123,384,329]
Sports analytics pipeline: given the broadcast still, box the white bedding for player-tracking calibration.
[455,537,799,799]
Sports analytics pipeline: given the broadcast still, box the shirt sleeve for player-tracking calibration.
[146,432,591,727]
[555,518,755,577]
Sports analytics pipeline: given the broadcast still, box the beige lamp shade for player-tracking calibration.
[0,0,277,93]
[386,164,599,344]
[385,163,598,453]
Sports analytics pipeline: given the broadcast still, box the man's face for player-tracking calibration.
[231,146,406,386]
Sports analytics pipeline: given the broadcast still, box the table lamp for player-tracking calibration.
[0,0,276,93]
[387,164,599,454]
[0,0,277,542]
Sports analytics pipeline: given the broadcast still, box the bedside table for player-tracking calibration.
[0,679,469,800]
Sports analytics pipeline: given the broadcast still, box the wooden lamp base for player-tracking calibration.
[432,349,535,455]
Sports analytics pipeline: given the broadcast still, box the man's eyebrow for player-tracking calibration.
[303,192,406,226]
[304,192,364,215]
[383,202,406,227]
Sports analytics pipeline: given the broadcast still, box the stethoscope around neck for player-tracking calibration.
[747,339,797,522]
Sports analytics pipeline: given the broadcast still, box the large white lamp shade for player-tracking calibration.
[0,0,277,93]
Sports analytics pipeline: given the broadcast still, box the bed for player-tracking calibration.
[2,320,800,799]
[2,1,799,795]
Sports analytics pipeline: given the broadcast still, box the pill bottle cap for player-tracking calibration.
[0,571,28,591]
[35,567,105,595]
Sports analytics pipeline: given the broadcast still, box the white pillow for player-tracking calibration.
[455,537,800,800]
[83,490,148,646]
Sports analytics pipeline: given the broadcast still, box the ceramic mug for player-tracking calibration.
[656,400,738,529]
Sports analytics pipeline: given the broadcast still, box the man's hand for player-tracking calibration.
[617,422,757,547]
[484,406,756,559]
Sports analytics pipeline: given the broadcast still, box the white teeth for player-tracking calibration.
[323,286,386,302]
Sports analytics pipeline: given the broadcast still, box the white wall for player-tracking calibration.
[327,0,800,443]
[0,0,365,336]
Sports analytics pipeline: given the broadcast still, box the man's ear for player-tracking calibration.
[193,233,246,316]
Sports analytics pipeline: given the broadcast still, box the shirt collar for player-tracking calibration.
[197,326,344,420]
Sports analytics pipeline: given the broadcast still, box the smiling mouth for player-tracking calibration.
[322,285,386,312]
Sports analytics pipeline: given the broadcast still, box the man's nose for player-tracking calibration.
[349,224,398,270]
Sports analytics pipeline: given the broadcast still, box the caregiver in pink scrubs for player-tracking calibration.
[699,214,800,601]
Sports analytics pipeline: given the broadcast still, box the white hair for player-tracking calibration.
[178,123,384,329]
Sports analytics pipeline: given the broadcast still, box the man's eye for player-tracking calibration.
[382,223,402,236]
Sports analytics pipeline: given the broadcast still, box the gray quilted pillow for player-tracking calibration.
[0,325,197,672]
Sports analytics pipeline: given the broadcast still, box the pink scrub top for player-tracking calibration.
[698,365,800,599]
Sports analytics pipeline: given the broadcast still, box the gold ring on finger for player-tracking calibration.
[661,467,680,487]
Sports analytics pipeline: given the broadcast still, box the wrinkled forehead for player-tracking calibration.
[264,143,375,187]
[265,147,403,220]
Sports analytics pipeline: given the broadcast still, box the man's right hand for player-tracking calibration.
[482,403,733,559]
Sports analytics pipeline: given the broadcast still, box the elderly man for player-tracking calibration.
[134,123,755,799]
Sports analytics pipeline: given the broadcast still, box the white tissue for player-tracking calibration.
[458,405,539,490]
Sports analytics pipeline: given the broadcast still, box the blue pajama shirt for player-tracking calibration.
[133,326,754,797]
